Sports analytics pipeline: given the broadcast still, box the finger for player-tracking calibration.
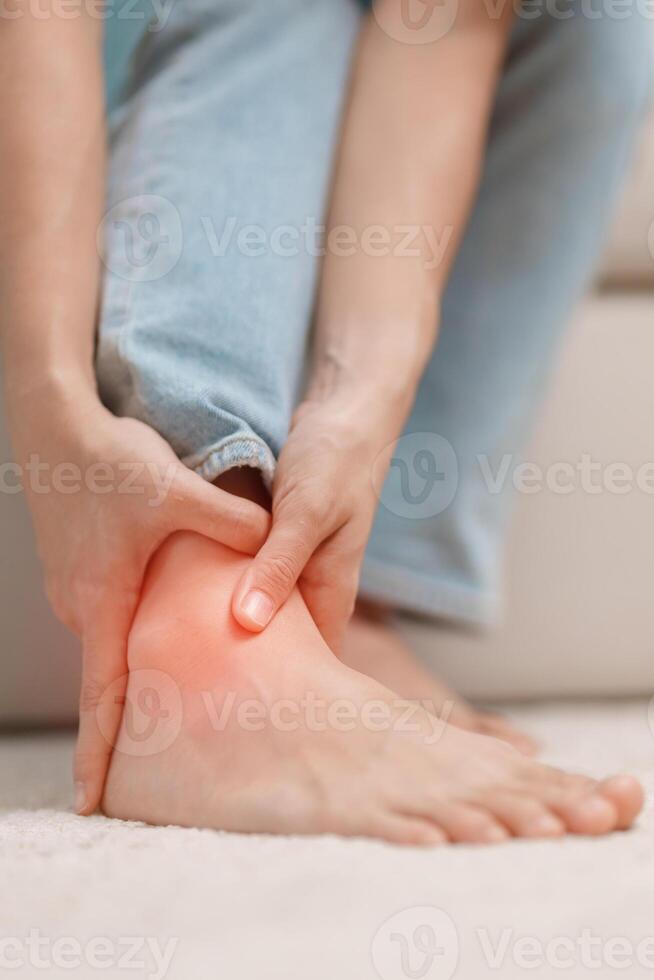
[171,470,270,556]
[74,592,136,816]
[300,540,361,654]
[232,518,320,632]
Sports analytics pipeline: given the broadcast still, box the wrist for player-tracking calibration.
[5,360,104,445]
[303,368,415,453]
[5,353,97,405]
[309,289,440,427]
[306,341,427,441]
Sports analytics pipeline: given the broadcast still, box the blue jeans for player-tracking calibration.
[98,0,651,626]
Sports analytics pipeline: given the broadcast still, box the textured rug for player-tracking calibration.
[2,699,654,980]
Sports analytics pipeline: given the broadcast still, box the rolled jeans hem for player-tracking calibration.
[183,435,277,490]
[359,556,501,628]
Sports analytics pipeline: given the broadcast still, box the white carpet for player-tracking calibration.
[2,699,654,980]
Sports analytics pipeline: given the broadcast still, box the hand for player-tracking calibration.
[232,396,388,653]
[9,387,269,814]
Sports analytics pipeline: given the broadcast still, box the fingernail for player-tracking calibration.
[74,782,87,815]
[240,590,275,628]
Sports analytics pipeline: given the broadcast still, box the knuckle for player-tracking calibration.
[300,497,331,531]
[78,676,108,714]
[230,498,267,542]
[275,483,332,532]
[257,552,300,594]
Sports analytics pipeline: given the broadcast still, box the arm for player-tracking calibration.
[233,1,514,647]
[0,10,268,813]
[0,4,105,405]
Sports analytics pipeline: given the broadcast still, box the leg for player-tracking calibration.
[99,0,526,750]
[97,0,643,843]
[97,0,361,485]
[348,6,652,719]
[341,601,538,754]
[360,3,652,623]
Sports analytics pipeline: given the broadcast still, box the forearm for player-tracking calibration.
[310,2,513,435]
[0,6,106,418]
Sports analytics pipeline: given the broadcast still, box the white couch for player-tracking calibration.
[2,68,654,724]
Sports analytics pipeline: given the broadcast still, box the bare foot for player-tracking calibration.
[102,532,643,845]
[342,605,537,755]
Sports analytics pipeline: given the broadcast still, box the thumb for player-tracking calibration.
[232,519,318,632]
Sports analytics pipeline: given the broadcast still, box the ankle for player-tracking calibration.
[213,466,271,509]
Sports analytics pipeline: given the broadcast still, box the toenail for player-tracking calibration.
[527,814,564,836]
[484,825,508,843]
[603,775,637,792]
[239,590,275,628]
[574,795,614,820]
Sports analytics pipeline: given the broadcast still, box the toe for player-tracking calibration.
[371,814,448,847]
[487,794,565,839]
[430,804,510,845]
[553,792,619,836]
[514,764,621,836]
[598,775,644,830]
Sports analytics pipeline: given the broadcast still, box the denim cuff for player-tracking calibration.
[183,435,277,491]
